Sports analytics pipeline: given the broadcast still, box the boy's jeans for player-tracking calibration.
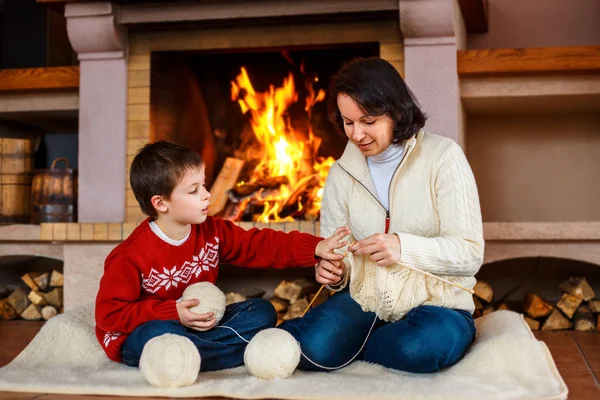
[121,298,276,371]
[280,288,476,373]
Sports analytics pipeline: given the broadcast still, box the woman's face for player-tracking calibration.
[337,93,395,157]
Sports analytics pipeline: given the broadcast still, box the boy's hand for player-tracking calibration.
[176,299,216,331]
[315,226,351,261]
[315,259,345,285]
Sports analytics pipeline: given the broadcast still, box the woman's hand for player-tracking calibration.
[176,299,216,331]
[315,259,345,285]
[315,226,351,261]
[349,233,401,266]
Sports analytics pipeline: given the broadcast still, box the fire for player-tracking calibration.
[230,67,334,222]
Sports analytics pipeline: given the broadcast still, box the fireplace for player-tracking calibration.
[150,45,378,223]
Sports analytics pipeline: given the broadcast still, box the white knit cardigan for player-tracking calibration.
[321,130,485,322]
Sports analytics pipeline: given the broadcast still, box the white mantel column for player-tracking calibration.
[399,0,467,147]
[65,2,128,222]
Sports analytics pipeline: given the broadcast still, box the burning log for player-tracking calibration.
[228,176,289,201]
[278,175,320,219]
[208,157,245,216]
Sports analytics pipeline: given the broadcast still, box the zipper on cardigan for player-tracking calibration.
[385,143,412,233]
[385,210,390,233]
[338,140,414,234]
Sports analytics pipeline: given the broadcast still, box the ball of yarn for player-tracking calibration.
[182,282,226,324]
[139,334,201,388]
[244,328,301,379]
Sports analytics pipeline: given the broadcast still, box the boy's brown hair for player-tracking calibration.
[130,141,204,218]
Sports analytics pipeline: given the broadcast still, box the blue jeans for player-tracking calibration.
[279,289,475,373]
[121,298,276,371]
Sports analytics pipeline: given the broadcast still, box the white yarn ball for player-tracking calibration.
[244,328,301,380]
[182,282,226,324]
[139,334,201,388]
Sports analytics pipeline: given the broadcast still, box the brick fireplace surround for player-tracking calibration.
[1,0,599,311]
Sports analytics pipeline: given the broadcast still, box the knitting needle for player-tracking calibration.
[302,241,356,317]
[399,262,475,294]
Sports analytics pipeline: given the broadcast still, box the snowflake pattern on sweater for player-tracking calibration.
[141,237,220,293]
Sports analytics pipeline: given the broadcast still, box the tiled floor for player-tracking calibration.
[1,321,599,399]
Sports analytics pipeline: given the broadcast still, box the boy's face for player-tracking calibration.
[164,166,211,225]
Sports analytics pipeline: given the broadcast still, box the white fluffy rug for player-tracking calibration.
[0,305,567,399]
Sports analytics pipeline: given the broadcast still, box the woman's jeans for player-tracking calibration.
[121,298,276,371]
[279,288,476,373]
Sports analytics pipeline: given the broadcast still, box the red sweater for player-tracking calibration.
[95,217,322,362]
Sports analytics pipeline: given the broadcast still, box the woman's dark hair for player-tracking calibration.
[328,57,427,143]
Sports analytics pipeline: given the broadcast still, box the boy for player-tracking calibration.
[95,141,349,385]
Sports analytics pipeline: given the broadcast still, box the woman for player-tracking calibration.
[280,57,484,373]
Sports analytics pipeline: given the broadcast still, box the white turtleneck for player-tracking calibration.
[367,144,404,210]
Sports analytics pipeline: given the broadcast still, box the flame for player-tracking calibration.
[231,67,334,222]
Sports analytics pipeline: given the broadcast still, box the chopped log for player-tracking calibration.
[228,176,289,200]
[225,292,246,306]
[524,316,540,330]
[41,305,58,321]
[50,269,64,287]
[556,293,583,319]
[482,305,495,316]
[21,304,42,321]
[238,287,266,299]
[7,288,30,314]
[308,289,329,309]
[282,297,309,321]
[276,312,285,326]
[559,277,595,301]
[541,309,571,331]
[0,299,17,320]
[523,291,553,318]
[44,287,63,308]
[588,299,600,313]
[208,157,245,216]
[274,279,321,304]
[473,309,482,319]
[34,272,51,292]
[21,273,41,291]
[269,297,289,313]
[573,305,596,332]
[278,175,319,219]
[497,303,510,311]
[0,287,9,299]
[473,281,493,303]
[28,290,48,306]
[473,295,483,310]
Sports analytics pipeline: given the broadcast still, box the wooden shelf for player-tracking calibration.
[0,67,79,93]
[483,222,600,241]
[458,46,600,77]
[459,47,600,114]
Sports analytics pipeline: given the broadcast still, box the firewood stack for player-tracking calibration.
[223,278,329,325]
[0,270,64,321]
[473,277,598,332]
